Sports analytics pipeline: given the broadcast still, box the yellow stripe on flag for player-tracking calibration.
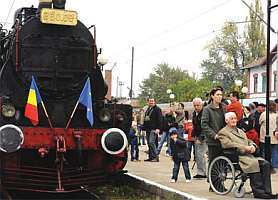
[27,89,37,106]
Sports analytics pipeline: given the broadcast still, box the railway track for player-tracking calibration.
[5,189,100,200]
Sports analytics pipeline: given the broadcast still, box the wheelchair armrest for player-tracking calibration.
[222,148,239,163]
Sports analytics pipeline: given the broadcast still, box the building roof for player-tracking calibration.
[242,44,277,69]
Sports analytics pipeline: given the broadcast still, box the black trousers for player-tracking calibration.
[249,159,272,196]
[207,145,222,184]
[207,145,222,169]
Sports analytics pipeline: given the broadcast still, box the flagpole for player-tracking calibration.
[41,101,53,129]
[65,101,79,130]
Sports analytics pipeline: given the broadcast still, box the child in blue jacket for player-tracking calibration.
[169,127,191,183]
[128,121,139,161]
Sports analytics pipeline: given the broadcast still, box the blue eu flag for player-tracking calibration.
[78,78,94,126]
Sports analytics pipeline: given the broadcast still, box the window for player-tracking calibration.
[262,73,267,93]
[253,74,258,93]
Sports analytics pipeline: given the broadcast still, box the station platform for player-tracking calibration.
[124,144,278,200]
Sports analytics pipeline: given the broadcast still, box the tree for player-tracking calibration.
[138,63,191,103]
[172,79,214,102]
[243,0,266,64]
[201,22,244,92]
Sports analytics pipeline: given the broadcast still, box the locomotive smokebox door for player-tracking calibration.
[101,128,128,155]
[0,124,24,153]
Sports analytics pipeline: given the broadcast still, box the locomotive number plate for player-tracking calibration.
[40,8,77,26]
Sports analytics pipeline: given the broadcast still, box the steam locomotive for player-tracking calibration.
[0,0,132,194]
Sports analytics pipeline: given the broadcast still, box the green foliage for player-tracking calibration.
[200,23,244,91]
[138,63,214,103]
[138,63,191,103]
[172,79,213,102]
[94,184,154,200]
[244,0,266,64]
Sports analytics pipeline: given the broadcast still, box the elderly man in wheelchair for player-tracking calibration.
[208,112,277,199]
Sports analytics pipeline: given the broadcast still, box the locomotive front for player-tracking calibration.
[0,0,132,193]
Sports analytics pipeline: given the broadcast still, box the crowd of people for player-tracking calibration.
[127,87,278,199]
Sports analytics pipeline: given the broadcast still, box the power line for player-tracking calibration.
[134,29,221,62]
[111,0,231,58]
[240,0,276,33]
[3,0,16,27]
[134,0,231,47]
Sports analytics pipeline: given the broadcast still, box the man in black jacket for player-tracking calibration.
[192,97,207,179]
[143,98,162,162]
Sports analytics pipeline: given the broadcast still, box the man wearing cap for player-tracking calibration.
[254,103,265,136]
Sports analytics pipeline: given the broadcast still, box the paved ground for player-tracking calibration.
[124,144,278,200]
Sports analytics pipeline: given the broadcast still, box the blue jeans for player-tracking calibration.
[172,160,191,180]
[147,130,158,160]
[177,127,184,138]
[156,131,171,155]
[261,143,278,168]
[137,125,146,145]
[130,137,139,160]
[187,141,195,160]
[260,143,278,167]
[272,144,278,168]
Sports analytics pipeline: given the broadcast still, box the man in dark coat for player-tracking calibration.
[143,98,162,162]
[192,97,207,179]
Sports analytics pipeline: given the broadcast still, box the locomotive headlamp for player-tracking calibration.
[99,108,111,122]
[101,128,127,155]
[2,103,16,118]
[0,124,24,153]
[98,54,108,66]
[53,0,66,9]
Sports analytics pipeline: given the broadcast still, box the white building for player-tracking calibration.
[242,45,277,101]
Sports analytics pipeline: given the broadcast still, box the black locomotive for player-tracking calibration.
[0,0,132,195]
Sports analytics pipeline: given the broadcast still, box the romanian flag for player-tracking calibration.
[24,76,42,126]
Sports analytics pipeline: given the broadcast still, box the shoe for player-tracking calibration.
[254,193,278,199]
[218,186,228,192]
[209,186,213,192]
[185,179,192,183]
[271,168,277,174]
[144,158,152,162]
[170,179,176,183]
[150,158,159,162]
[193,174,207,179]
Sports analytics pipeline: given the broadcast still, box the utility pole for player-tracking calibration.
[119,81,124,98]
[116,76,119,98]
[265,0,271,163]
[129,47,134,99]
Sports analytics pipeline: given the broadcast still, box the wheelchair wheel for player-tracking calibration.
[208,156,235,195]
[233,186,245,198]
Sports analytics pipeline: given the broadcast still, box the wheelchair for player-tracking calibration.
[208,148,251,198]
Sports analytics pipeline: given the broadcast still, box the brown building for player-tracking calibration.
[104,70,112,100]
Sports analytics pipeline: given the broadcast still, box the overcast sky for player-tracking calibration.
[1,0,278,98]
